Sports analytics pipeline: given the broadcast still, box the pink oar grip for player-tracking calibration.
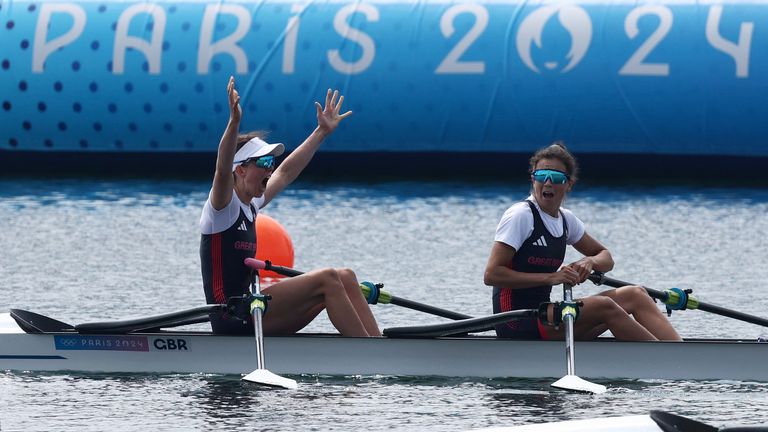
[244,258,267,270]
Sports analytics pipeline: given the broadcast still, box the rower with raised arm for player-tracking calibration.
[200,77,381,337]
[483,142,682,341]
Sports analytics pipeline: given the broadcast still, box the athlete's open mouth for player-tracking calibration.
[262,176,270,188]
[543,191,555,199]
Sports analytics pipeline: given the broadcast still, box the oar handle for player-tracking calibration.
[588,272,768,328]
[245,258,303,277]
[243,258,472,321]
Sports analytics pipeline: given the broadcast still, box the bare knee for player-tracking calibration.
[336,268,358,283]
[618,285,655,310]
[313,268,346,293]
[314,267,338,281]
[622,285,648,298]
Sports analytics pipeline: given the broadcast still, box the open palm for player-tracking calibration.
[316,89,352,133]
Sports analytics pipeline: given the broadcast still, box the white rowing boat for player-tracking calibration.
[2,309,767,381]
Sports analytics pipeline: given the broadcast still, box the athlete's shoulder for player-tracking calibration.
[559,206,582,224]
[501,200,534,219]
[200,191,241,234]
[205,191,239,214]
[559,206,586,243]
[496,200,535,244]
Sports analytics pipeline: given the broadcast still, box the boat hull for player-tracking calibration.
[1,330,766,381]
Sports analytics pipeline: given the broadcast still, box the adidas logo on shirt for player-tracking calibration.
[237,221,248,231]
[532,235,548,247]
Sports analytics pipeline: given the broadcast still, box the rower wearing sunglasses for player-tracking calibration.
[483,142,681,341]
[199,77,381,337]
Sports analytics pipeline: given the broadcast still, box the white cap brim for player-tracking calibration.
[232,137,285,171]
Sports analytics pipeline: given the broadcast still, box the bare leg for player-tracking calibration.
[337,268,381,336]
[543,295,658,341]
[598,286,682,341]
[261,268,370,337]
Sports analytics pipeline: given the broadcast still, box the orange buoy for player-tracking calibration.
[255,214,294,282]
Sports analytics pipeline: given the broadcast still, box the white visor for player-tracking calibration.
[232,137,285,171]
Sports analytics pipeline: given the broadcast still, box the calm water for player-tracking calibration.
[1,178,768,431]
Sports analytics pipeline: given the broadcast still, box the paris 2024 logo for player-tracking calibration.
[516,5,592,74]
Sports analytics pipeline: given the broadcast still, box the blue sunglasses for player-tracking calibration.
[243,155,275,170]
[531,169,570,184]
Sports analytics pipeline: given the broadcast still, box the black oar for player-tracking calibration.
[589,272,768,328]
[244,259,471,321]
[384,309,537,338]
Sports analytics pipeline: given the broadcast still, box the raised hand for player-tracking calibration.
[315,88,352,134]
[228,76,242,124]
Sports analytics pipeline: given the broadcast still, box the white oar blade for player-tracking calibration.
[242,369,298,390]
[552,374,606,394]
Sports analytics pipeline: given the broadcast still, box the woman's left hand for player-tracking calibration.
[315,88,352,134]
[566,257,595,284]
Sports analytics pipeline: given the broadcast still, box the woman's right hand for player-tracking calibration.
[227,76,242,124]
[548,266,581,286]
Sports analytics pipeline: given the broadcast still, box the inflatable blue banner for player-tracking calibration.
[1,0,766,160]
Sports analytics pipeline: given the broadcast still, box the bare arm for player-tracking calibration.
[261,89,352,207]
[567,232,614,283]
[484,241,580,288]
[209,76,242,210]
